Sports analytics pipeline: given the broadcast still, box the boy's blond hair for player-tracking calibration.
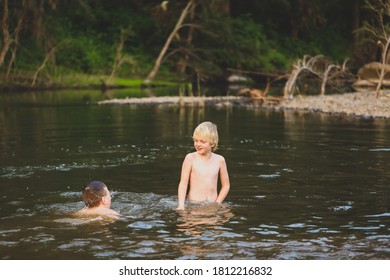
[193,121,219,151]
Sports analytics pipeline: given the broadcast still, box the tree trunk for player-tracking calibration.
[177,2,195,78]
[108,27,132,84]
[6,4,26,80]
[31,45,57,87]
[375,38,390,97]
[351,0,361,53]
[144,0,194,84]
[0,0,11,68]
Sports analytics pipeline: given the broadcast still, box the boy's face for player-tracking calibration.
[193,137,214,155]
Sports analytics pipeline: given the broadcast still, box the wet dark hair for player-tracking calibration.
[82,181,108,208]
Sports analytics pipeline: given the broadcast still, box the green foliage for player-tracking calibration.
[172,13,290,79]
[227,17,290,72]
[0,0,372,86]
[55,35,111,74]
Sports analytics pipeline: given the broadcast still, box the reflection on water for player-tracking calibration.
[177,203,235,236]
[1,92,390,259]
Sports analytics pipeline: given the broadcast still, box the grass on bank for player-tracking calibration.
[0,70,180,91]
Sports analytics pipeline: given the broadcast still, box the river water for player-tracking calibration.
[0,89,390,260]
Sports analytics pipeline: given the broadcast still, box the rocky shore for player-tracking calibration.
[277,92,390,119]
[98,92,390,119]
[98,96,244,107]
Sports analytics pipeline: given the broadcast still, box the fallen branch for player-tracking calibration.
[284,55,350,99]
[283,55,324,99]
[321,64,339,96]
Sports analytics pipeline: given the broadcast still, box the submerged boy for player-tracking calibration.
[76,181,120,219]
[177,121,230,210]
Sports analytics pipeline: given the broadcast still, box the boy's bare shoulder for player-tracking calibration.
[75,207,120,220]
[185,152,197,160]
[213,153,226,161]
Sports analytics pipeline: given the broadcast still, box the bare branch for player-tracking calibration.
[6,4,27,80]
[0,0,11,68]
[375,38,390,96]
[107,26,133,84]
[284,55,349,98]
[363,0,390,97]
[144,0,195,84]
[31,42,66,87]
[321,64,340,96]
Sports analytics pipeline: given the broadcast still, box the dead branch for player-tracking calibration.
[144,0,195,84]
[177,2,195,78]
[283,55,324,99]
[6,5,26,80]
[321,64,340,96]
[363,0,390,97]
[284,55,350,98]
[0,0,11,69]
[236,79,286,106]
[107,26,133,84]
[31,45,58,87]
[375,39,390,97]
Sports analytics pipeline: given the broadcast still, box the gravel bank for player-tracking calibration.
[98,96,243,107]
[98,92,390,119]
[277,92,390,118]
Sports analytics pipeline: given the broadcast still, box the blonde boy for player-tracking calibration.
[177,121,230,210]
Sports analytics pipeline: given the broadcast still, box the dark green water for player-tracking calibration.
[1,90,390,259]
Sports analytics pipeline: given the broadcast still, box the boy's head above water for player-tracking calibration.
[193,121,219,152]
[82,181,111,208]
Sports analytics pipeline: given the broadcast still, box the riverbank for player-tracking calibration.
[277,92,390,119]
[98,96,244,107]
[0,74,179,93]
[98,92,390,119]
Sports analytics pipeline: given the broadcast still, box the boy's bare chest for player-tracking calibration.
[192,158,219,175]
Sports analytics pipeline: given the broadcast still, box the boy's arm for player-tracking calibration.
[177,154,192,210]
[215,156,230,204]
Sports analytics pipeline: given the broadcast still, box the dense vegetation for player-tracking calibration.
[0,0,385,88]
